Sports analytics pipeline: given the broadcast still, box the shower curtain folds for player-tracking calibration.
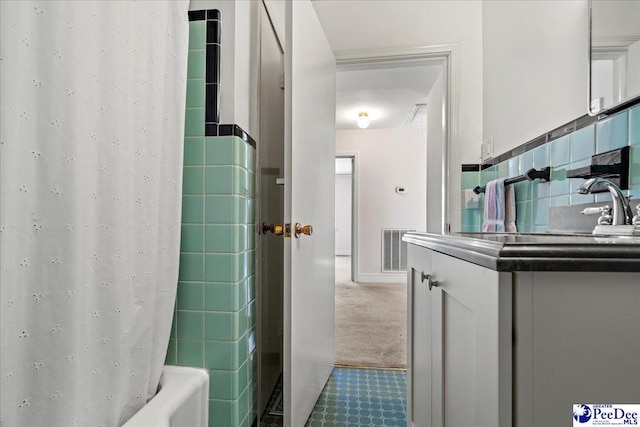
[0,1,189,425]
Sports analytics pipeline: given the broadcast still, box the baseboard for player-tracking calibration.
[357,273,407,284]
[334,363,407,371]
[335,250,351,256]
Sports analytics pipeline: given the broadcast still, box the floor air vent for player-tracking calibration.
[265,374,284,417]
[382,229,414,272]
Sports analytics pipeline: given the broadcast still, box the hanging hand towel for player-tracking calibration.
[482,178,517,232]
[504,183,517,232]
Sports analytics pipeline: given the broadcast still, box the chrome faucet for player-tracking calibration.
[577,178,633,225]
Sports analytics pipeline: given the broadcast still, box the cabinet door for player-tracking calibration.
[429,251,512,427]
[407,245,433,427]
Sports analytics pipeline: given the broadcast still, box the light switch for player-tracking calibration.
[481,137,494,161]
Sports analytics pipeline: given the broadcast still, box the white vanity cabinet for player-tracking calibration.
[405,233,640,427]
[407,244,512,427]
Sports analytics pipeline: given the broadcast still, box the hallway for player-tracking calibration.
[334,256,407,368]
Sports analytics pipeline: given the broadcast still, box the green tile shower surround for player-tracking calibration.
[167,10,258,427]
[462,103,640,232]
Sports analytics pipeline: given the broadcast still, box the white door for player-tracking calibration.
[283,1,336,426]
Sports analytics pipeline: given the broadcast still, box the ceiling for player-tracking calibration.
[309,1,448,131]
[336,62,443,130]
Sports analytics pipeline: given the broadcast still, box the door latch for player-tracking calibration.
[262,222,284,235]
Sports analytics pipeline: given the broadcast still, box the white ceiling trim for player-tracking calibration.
[334,45,455,66]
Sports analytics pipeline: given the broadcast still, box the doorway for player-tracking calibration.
[334,156,355,281]
[335,46,459,235]
[255,5,455,418]
[332,54,449,370]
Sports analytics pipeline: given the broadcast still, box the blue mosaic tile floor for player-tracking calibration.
[261,368,407,427]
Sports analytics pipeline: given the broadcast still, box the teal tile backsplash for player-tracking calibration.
[596,111,628,153]
[463,106,640,232]
[550,135,570,167]
[631,145,640,186]
[532,144,549,169]
[169,17,257,427]
[570,125,595,163]
[630,105,640,145]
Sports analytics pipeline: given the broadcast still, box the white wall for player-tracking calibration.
[591,59,615,109]
[335,173,352,255]
[592,0,640,38]
[312,1,483,164]
[336,128,426,282]
[482,1,589,158]
[628,39,640,99]
[264,0,286,46]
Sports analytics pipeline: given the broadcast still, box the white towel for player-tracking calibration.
[504,184,517,232]
[482,178,517,232]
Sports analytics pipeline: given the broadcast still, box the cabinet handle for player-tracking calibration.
[420,272,440,291]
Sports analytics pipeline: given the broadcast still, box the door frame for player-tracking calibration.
[335,154,358,282]
[335,45,461,234]
[255,1,286,422]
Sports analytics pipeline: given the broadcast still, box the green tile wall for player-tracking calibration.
[462,104,640,232]
[165,19,257,427]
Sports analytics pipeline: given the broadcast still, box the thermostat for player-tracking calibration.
[395,187,407,194]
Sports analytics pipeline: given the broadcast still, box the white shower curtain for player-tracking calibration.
[0,1,189,425]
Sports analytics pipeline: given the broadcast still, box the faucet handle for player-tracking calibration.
[581,206,608,215]
[581,205,612,225]
[633,203,640,226]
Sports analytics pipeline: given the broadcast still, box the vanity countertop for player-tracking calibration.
[402,231,640,272]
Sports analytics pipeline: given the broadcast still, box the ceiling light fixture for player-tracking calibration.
[357,112,370,129]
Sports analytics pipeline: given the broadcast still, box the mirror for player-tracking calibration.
[589,0,640,115]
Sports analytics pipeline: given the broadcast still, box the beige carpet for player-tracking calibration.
[334,256,407,368]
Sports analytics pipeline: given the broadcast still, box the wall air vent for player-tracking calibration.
[382,229,414,272]
[405,103,427,127]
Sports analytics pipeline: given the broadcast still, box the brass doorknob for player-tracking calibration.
[262,222,284,235]
[294,223,313,238]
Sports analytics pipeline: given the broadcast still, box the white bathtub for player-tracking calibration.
[124,365,209,427]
